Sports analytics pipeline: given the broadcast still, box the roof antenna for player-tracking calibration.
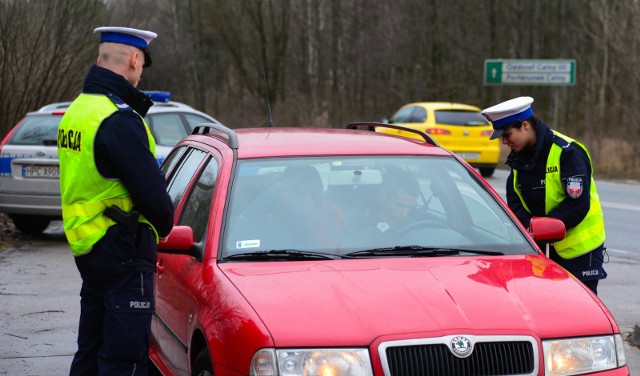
[261,66,275,127]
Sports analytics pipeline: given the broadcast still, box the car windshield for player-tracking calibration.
[434,110,489,126]
[9,115,61,145]
[222,156,535,259]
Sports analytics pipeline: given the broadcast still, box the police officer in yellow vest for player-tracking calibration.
[58,26,174,375]
[481,97,607,295]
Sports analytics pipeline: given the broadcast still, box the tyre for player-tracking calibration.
[479,167,495,178]
[9,214,51,236]
[192,348,214,376]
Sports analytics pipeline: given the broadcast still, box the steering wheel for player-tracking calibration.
[395,219,449,237]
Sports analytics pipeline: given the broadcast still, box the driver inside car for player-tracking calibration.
[364,168,420,237]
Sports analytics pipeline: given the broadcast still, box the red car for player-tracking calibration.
[150,123,629,376]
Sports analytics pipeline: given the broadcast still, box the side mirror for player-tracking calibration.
[158,225,195,254]
[528,217,566,244]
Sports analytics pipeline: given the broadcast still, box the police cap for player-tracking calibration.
[94,26,157,67]
[482,96,535,140]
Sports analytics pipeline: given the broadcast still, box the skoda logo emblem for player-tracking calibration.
[463,130,470,136]
[450,336,473,358]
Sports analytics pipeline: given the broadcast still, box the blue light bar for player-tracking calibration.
[144,91,171,102]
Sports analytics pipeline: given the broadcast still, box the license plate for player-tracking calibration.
[456,152,480,161]
[21,165,60,178]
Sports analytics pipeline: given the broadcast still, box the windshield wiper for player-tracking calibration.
[222,249,341,261]
[345,246,504,258]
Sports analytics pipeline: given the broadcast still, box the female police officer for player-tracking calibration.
[481,97,607,295]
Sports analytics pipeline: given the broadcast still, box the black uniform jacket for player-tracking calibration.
[504,119,592,231]
[83,65,174,238]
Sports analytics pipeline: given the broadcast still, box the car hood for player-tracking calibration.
[219,255,614,347]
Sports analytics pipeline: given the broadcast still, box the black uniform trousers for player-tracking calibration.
[548,243,607,295]
[70,225,157,376]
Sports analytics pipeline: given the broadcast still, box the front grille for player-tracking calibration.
[380,335,538,376]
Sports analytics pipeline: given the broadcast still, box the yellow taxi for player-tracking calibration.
[379,102,500,177]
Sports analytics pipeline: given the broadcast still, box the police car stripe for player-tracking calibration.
[1,154,59,175]
[0,156,11,174]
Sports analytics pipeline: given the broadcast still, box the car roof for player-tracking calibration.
[147,101,205,115]
[27,100,215,119]
[403,102,483,112]
[34,102,71,113]
[227,127,453,159]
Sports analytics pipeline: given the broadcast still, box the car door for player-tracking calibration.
[154,146,220,373]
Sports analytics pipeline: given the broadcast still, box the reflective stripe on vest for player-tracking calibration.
[58,94,158,256]
[513,131,605,259]
[62,198,134,244]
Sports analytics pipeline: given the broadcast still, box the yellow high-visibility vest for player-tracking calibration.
[58,93,158,256]
[514,131,605,259]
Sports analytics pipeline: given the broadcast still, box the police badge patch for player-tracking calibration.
[566,177,583,199]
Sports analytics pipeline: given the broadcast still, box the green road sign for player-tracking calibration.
[484,59,576,86]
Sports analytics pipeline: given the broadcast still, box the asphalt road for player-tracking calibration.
[0,227,76,375]
[0,193,638,375]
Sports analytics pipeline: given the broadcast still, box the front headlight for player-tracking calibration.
[543,334,627,375]
[250,348,373,376]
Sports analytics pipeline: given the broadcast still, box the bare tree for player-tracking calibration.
[0,0,105,134]
[196,0,291,125]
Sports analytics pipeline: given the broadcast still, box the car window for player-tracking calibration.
[223,156,533,258]
[434,110,489,126]
[184,114,214,132]
[389,106,416,123]
[166,148,207,210]
[147,113,188,146]
[161,145,188,178]
[9,115,61,145]
[409,106,427,123]
[179,157,219,243]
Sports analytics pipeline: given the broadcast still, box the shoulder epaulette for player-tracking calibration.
[106,93,132,112]
[552,133,571,149]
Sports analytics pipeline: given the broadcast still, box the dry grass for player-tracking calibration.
[593,138,640,180]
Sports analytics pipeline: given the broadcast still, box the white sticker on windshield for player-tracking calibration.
[236,240,261,249]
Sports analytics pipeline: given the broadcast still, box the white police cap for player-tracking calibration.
[94,26,157,67]
[482,96,535,140]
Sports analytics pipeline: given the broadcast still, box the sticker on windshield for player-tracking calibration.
[236,240,261,249]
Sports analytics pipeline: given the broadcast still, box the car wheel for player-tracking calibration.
[479,167,495,178]
[9,214,51,236]
[192,348,214,376]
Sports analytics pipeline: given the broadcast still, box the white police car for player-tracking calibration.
[0,92,219,236]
